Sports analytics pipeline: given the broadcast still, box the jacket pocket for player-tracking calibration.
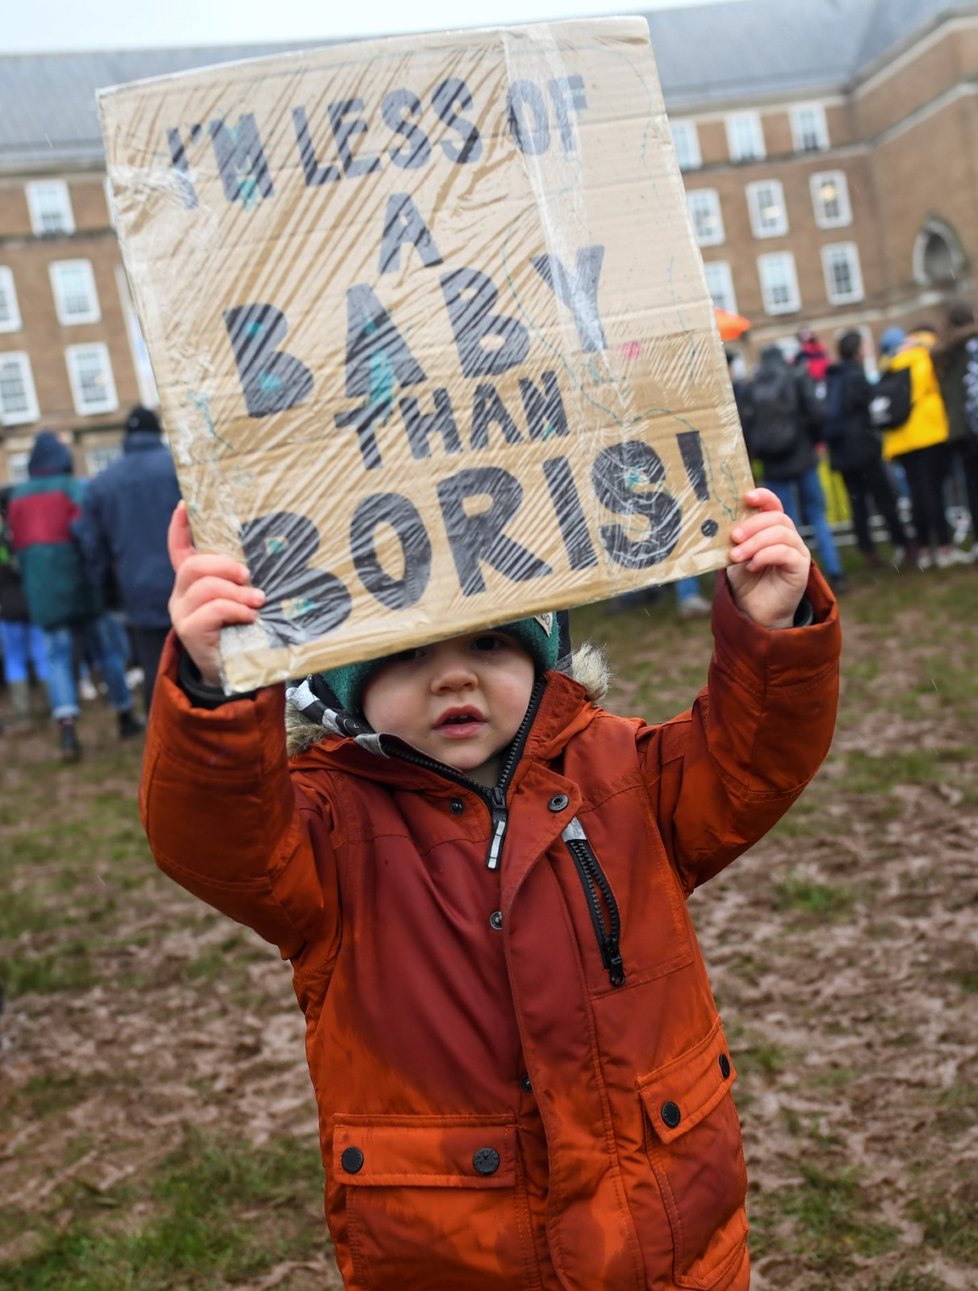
[330,1113,539,1291]
[637,1019,748,1290]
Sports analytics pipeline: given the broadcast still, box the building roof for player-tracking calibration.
[1,0,975,170]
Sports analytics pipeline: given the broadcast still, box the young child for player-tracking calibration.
[142,487,840,1291]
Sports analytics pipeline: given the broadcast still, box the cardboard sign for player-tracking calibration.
[99,18,753,692]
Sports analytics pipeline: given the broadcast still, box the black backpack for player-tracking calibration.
[869,367,912,430]
[747,369,801,459]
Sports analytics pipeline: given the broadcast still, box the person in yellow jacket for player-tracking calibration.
[879,324,968,569]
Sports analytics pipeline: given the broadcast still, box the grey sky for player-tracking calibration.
[4,0,729,53]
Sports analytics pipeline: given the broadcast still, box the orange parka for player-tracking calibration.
[140,570,840,1291]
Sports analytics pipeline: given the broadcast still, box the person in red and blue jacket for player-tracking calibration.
[7,431,142,759]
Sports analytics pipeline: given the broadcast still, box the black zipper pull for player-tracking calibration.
[486,786,508,870]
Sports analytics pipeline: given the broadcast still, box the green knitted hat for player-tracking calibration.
[318,613,560,716]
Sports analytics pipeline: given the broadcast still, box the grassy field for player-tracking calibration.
[1,555,976,1290]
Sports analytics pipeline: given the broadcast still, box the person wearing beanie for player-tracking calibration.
[74,404,182,711]
[136,488,840,1290]
[7,430,141,759]
[879,325,907,358]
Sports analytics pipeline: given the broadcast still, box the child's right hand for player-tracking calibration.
[167,502,265,687]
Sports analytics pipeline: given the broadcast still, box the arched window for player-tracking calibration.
[912,218,967,286]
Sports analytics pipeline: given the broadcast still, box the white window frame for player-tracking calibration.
[0,352,40,425]
[50,260,101,325]
[725,111,765,162]
[790,102,829,153]
[687,189,725,247]
[746,180,788,238]
[810,170,852,229]
[6,450,31,484]
[669,119,701,172]
[0,267,22,332]
[26,179,75,237]
[758,252,801,315]
[703,260,738,314]
[65,343,118,416]
[85,442,124,476]
[821,242,864,305]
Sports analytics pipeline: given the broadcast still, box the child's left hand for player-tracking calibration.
[727,488,812,629]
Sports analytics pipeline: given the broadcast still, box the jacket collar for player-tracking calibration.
[289,669,599,793]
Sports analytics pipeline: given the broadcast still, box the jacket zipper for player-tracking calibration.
[562,818,626,989]
[389,678,545,870]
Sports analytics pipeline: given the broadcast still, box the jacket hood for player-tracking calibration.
[285,641,610,759]
[28,432,72,478]
[758,345,787,373]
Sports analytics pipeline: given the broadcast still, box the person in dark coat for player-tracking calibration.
[741,345,846,590]
[7,431,141,760]
[933,301,978,559]
[74,406,182,711]
[822,331,912,568]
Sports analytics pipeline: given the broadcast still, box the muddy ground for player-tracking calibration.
[1,565,976,1289]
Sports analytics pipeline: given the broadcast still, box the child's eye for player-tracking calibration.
[471,633,505,652]
[388,646,426,665]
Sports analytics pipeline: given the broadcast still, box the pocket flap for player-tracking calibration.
[637,1018,737,1145]
[333,1114,517,1188]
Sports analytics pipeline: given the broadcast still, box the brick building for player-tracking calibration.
[1,0,976,481]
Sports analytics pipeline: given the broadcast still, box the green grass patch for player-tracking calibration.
[911,1179,978,1262]
[752,1161,897,1268]
[773,875,857,920]
[1,1128,327,1291]
[1,940,94,996]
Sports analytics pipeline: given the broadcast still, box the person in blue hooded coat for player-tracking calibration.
[7,431,142,760]
[74,406,182,712]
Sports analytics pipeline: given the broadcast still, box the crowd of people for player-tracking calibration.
[1,302,976,757]
[0,405,179,759]
[731,305,978,589]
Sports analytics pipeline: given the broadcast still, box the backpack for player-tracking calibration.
[869,367,912,430]
[747,369,801,460]
[964,338,978,438]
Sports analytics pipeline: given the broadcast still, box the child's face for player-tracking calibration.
[361,631,536,788]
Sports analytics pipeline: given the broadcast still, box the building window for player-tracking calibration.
[26,180,75,236]
[0,268,22,332]
[6,451,30,484]
[86,443,124,476]
[790,103,829,152]
[703,261,738,314]
[0,352,40,425]
[821,242,864,304]
[758,252,801,315]
[66,343,118,415]
[50,260,101,325]
[669,120,701,171]
[746,180,788,238]
[811,171,851,228]
[725,111,765,162]
[687,189,725,246]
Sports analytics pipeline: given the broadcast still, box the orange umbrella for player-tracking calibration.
[715,308,751,342]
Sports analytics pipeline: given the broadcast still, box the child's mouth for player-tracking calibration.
[435,708,484,736]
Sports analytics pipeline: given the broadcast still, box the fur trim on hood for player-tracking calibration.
[285,642,611,759]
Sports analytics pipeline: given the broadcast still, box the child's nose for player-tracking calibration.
[430,650,477,692]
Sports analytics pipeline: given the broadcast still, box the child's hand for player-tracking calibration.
[727,488,811,629]
[167,502,265,687]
